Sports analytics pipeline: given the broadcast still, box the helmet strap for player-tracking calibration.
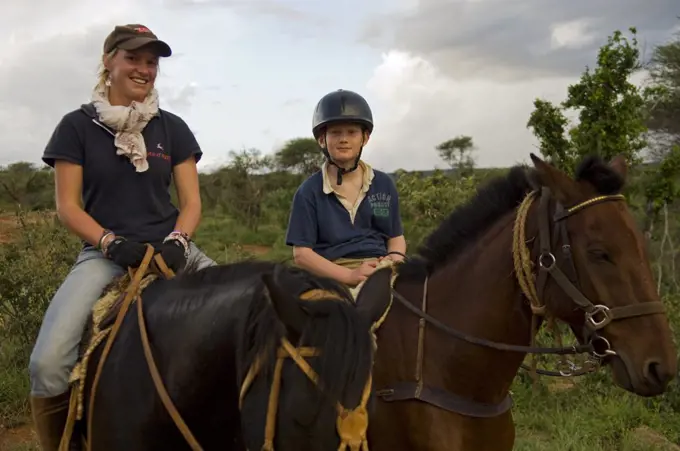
[321,130,364,185]
[321,146,363,186]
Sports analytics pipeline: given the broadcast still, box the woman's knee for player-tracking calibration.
[28,344,71,397]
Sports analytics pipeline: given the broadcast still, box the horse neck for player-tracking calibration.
[425,209,536,404]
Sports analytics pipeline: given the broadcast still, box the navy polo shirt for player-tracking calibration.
[42,102,202,246]
[285,167,403,261]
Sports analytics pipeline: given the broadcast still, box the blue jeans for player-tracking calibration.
[28,242,216,397]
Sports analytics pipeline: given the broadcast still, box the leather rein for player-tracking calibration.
[376,187,667,418]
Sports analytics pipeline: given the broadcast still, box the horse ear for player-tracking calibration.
[262,265,308,338]
[355,266,394,326]
[609,154,628,180]
[529,153,579,203]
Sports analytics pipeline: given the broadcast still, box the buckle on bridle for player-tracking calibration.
[585,305,612,330]
[590,334,617,359]
[538,252,556,270]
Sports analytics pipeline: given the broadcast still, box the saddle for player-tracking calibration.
[300,257,398,350]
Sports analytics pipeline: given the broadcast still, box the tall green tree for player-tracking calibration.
[274,137,325,177]
[527,27,660,174]
[435,135,476,176]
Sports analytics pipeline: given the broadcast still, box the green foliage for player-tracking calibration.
[274,137,325,177]
[435,135,476,176]
[0,212,80,351]
[395,169,477,248]
[642,145,680,215]
[527,28,658,174]
[0,163,54,212]
[0,211,80,426]
[646,22,680,142]
[199,148,273,232]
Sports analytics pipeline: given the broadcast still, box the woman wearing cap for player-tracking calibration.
[27,24,215,450]
[285,89,407,290]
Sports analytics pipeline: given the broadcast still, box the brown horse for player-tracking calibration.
[366,153,677,450]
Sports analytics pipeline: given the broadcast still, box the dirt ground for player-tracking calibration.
[0,215,17,243]
[0,423,38,450]
[0,212,58,244]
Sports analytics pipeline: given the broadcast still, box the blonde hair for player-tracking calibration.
[96,49,118,89]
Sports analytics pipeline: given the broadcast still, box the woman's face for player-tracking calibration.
[105,47,159,104]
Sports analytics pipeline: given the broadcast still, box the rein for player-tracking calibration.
[378,187,668,417]
[56,245,205,451]
[83,245,207,450]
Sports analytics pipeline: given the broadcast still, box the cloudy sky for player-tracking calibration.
[0,0,678,173]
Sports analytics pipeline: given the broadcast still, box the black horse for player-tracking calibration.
[75,259,393,450]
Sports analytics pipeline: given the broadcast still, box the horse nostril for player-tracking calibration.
[643,360,670,387]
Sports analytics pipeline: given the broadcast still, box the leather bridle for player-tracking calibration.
[377,187,667,417]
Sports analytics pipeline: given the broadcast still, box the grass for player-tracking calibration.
[1,211,679,450]
[510,373,679,450]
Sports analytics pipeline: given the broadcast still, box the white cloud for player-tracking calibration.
[364,50,583,171]
[550,19,597,50]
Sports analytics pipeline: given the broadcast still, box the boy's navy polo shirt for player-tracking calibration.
[42,102,202,246]
[285,165,403,261]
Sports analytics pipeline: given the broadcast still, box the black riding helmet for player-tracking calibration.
[312,89,374,185]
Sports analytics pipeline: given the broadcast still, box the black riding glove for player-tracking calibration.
[157,239,187,273]
[105,237,148,269]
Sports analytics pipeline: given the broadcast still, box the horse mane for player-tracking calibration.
[398,165,535,278]
[398,154,623,279]
[224,262,373,406]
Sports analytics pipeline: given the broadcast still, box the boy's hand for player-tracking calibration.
[346,260,378,285]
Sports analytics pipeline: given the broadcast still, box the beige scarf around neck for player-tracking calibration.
[91,81,159,173]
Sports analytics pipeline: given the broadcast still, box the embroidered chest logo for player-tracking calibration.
[147,143,170,162]
[368,192,391,218]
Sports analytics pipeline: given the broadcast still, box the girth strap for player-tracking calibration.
[376,382,512,418]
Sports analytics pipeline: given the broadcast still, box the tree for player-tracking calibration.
[642,23,680,216]
[199,148,273,231]
[527,27,660,174]
[639,25,680,289]
[435,135,476,176]
[0,162,54,211]
[646,22,680,153]
[274,137,325,177]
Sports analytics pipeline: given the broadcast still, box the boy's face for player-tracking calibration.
[318,122,370,167]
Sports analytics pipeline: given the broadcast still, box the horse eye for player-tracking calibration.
[588,249,612,263]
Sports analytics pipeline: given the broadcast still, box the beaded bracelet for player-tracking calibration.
[97,229,114,251]
[164,231,191,259]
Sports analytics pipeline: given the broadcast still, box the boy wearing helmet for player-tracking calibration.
[285,89,406,287]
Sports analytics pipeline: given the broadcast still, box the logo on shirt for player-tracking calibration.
[147,142,170,161]
[368,192,391,218]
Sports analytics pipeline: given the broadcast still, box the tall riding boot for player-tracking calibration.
[30,390,71,451]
